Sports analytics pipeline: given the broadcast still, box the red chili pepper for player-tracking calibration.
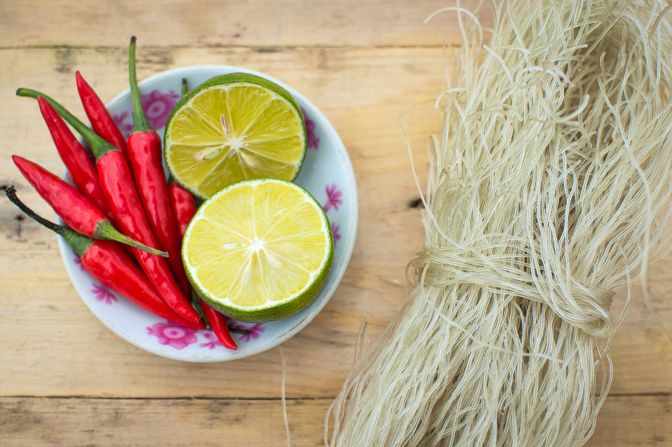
[127,36,190,295]
[171,79,194,238]
[4,186,199,329]
[170,80,196,238]
[170,181,237,350]
[76,71,127,153]
[169,182,197,237]
[12,155,166,257]
[16,88,203,329]
[202,303,237,350]
[37,97,111,215]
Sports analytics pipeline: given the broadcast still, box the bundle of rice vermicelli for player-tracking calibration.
[326,1,672,445]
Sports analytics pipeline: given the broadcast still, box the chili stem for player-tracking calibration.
[16,88,116,159]
[128,36,152,132]
[5,186,60,232]
[96,221,169,257]
[4,186,92,256]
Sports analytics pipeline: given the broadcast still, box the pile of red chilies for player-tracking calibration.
[7,37,237,350]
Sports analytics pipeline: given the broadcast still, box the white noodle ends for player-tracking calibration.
[326,1,672,446]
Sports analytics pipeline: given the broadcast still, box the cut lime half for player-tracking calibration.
[182,179,333,322]
[164,73,307,199]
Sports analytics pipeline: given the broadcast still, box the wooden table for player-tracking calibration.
[0,1,670,445]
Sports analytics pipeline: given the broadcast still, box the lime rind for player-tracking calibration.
[164,73,307,199]
[182,179,333,322]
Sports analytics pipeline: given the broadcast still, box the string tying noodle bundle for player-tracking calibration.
[326,0,672,445]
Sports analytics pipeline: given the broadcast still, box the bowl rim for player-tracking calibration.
[57,64,358,362]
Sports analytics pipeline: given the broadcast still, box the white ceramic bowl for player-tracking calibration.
[57,65,357,362]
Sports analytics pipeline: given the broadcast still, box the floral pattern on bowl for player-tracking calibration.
[302,107,320,150]
[58,65,357,362]
[112,89,180,136]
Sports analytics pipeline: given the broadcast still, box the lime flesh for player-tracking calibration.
[182,179,333,322]
[164,73,307,199]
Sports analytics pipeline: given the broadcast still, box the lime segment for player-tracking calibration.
[165,73,307,198]
[182,179,333,321]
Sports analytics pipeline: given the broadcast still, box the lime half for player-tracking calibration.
[182,179,333,322]
[164,73,307,199]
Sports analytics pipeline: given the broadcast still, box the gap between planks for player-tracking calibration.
[0,43,458,51]
[0,395,331,401]
[3,392,669,400]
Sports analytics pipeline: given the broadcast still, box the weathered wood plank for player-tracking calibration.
[1,247,668,398]
[0,0,491,48]
[0,45,437,399]
[0,395,668,446]
[589,395,672,446]
[1,0,670,443]
[0,397,324,447]
[0,46,670,399]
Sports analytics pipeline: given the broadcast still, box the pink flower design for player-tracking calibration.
[331,222,341,245]
[141,90,179,129]
[112,111,133,137]
[323,184,343,212]
[113,90,179,135]
[302,108,320,150]
[92,283,118,304]
[199,331,220,349]
[147,321,197,350]
[229,322,265,342]
[73,254,86,272]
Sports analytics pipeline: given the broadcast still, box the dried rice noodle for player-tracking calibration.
[326,1,672,445]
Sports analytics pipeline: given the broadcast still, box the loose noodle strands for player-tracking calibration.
[326,0,672,445]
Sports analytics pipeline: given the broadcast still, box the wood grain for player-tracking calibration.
[0,0,491,48]
[1,46,670,401]
[0,1,670,445]
[0,45,435,399]
[0,395,668,446]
